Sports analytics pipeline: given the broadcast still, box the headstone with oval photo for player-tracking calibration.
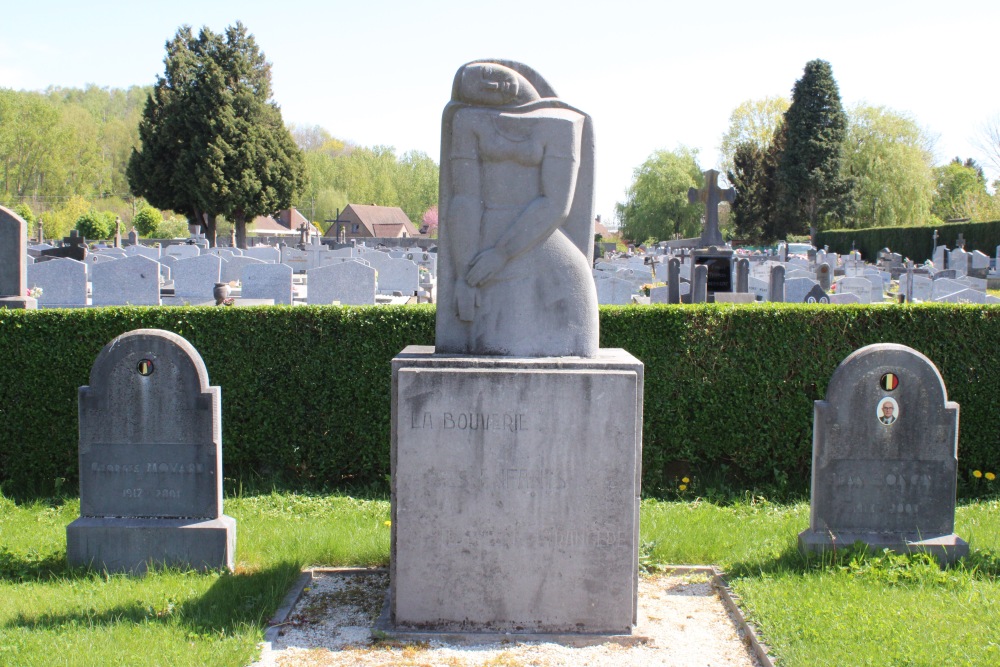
[66,329,236,573]
[799,343,967,563]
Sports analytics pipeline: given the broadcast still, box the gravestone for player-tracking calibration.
[0,205,37,309]
[241,263,293,305]
[748,276,769,301]
[125,244,160,261]
[835,277,874,304]
[804,284,829,304]
[165,243,200,260]
[26,257,88,308]
[784,276,821,303]
[281,246,309,273]
[828,293,861,304]
[172,254,223,301]
[692,248,733,295]
[221,255,264,284]
[391,60,642,637]
[595,276,635,305]
[377,257,421,296]
[242,246,280,263]
[735,258,749,293]
[667,258,681,304]
[91,255,161,306]
[768,265,785,302]
[67,329,236,573]
[799,343,967,563]
[949,248,970,276]
[691,264,708,303]
[816,263,832,291]
[307,259,376,305]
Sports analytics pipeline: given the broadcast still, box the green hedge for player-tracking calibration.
[816,220,1000,263]
[2,304,1000,499]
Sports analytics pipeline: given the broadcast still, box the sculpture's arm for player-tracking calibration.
[466,118,582,287]
[447,158,483,278]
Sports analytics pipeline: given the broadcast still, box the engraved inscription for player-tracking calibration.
[90,461,205,475]
[440,526,627,550]
[410,411,525,431]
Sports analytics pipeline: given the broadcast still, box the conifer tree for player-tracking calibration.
[128,23,304,247]
[775,59,854,240]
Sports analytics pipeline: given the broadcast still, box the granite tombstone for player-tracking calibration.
[799,343,967,563]
[0,206,38,309]
[66,329,236,572]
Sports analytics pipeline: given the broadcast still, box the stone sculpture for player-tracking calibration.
[435,60,598,357]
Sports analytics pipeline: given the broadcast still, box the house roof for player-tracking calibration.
[250,208,316,235]
[324,204,420,238]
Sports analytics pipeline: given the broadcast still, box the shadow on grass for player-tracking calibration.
[2,560,303,636]
[0,547,74,583]
[725,540,1000,583]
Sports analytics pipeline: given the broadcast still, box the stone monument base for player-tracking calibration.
[0,295,37,310]
[390,346,643,634]
[67,515,236,574]
[798,529,969,564]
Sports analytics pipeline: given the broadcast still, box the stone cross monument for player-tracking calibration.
[688,169,735,248]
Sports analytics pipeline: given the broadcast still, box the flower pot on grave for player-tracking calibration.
[213,283,231,305]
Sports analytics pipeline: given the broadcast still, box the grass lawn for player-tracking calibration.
[2,491,1000,666]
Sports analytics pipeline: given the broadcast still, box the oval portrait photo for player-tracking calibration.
[877,397,899,425]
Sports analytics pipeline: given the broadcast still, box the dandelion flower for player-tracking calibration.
[383,520,392,527]
[974,470,983,478]
[987,472,996,481]
[681,477,690,484]
[679,484,688,491]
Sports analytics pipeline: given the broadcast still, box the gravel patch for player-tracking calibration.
[251,569,766,667]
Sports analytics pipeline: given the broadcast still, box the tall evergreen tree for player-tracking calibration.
[727,123,787,243]
[775,59,854,240]
[127,23,304,247]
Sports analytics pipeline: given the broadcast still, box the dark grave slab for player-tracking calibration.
[693,247,734,295]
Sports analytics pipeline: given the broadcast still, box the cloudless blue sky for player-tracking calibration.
[3,0,998,222]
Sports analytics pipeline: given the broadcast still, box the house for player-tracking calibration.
[249,208,320,241]
[323,204,421,241]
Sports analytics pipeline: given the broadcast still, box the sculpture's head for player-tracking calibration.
[457,63,540,107]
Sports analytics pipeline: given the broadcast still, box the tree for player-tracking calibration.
[719,96,790,173]
[132,204,163,236]
[422,205,438,237]
[974,113,1000,176]
[728,142,778,243]
[842,104,936,228]
[75,209,116,240]
[932,158,996,222]
[615,147,704,243]
[775,60,854,239]
[128,22,305,248]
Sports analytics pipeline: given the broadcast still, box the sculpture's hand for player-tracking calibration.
[465,248,508,287]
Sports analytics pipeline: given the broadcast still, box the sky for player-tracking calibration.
[3,0,999,226]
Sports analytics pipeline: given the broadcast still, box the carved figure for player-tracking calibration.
[436,60,598,357]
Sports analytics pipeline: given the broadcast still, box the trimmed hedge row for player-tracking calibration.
[2,304,1000,499]
[816,220,1000,263]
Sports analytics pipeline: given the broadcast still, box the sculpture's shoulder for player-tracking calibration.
[510,108,584,158]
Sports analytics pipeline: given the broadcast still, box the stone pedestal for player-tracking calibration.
[390,346,643,634]
[0,296,37,310]
[67,516,236,574]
